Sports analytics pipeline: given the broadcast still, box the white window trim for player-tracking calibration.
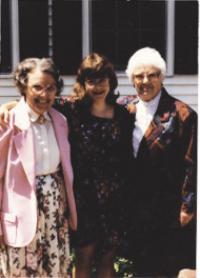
[165,0,175,76]
[10,0,19,70]
[48,0,53,57]
[0,0,1,64]
[82,0,91,58]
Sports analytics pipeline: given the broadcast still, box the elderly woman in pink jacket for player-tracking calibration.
[0,58,77,277]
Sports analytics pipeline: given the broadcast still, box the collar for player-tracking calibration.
[138,91,161,110]
[24,100,51,123]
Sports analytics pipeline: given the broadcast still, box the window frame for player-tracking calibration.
[1,0,177,76]
[0,0,1,63]
[10,0,20,71]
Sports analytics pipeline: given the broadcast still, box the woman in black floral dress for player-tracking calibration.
[55,53,133,277]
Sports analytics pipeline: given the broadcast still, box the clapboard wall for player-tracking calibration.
[0,75,198,112]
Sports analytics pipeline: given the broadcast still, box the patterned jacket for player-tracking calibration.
[118,87,197,233]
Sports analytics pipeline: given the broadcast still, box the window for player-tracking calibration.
[0,0,12,73]
[0,0,198,75]
[52,0,82,74]
[19,0,49,59]
[92,0,166,70]
[175,0,198,74]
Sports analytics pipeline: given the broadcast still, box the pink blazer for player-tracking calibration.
[0,99,77,247]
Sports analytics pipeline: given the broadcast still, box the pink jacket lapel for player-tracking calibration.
[49,108,73,183]
[49,109,70,165]
[49,108,77,230]
[13,99,35,186]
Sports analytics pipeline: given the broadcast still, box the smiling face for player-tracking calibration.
[25,70,57,115]
[84,77,110,101]
[132,65,163,102]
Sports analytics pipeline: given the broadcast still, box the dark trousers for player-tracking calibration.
[125,229,182,277]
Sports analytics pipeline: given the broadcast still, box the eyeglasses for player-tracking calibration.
[85,77,108,85]
[133,72,160,82]
[29,84,57,94]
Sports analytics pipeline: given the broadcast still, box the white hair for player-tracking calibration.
[125,47,166,81]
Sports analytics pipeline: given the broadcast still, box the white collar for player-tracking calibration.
[24,99,51,123]
[138,91,161,110]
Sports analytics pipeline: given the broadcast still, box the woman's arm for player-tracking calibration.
[0,97,76,127]
[54,96,77,119]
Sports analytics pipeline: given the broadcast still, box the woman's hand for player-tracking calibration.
[177,269,196,278]
[0,101,18,128]
[66,95,79,103]
[127,103,136,114]
[180,210,194,227]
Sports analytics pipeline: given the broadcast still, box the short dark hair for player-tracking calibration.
[14,58,64,96]
[72,53,118,104]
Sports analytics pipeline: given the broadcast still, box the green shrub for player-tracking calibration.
[68,250,135,277]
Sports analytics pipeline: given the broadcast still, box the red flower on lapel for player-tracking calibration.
[160,112,170,122]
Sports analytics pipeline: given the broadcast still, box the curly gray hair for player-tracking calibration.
[14,57,63,96]
[126,47,166,82]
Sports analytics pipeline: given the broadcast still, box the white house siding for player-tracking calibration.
[0,75,198,112]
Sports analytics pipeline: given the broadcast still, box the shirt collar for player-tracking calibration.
[24,99,51,123]
[138,90,161,110]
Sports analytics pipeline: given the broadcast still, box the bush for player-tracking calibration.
[114,257,134,277]
[68,250,135,277]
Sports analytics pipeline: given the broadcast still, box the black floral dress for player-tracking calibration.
[55,99,133,252]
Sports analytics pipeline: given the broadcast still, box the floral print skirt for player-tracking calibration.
[0,171,70,278]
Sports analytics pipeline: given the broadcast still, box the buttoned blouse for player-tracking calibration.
[25,102,60,175]
[133,92,161,157]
